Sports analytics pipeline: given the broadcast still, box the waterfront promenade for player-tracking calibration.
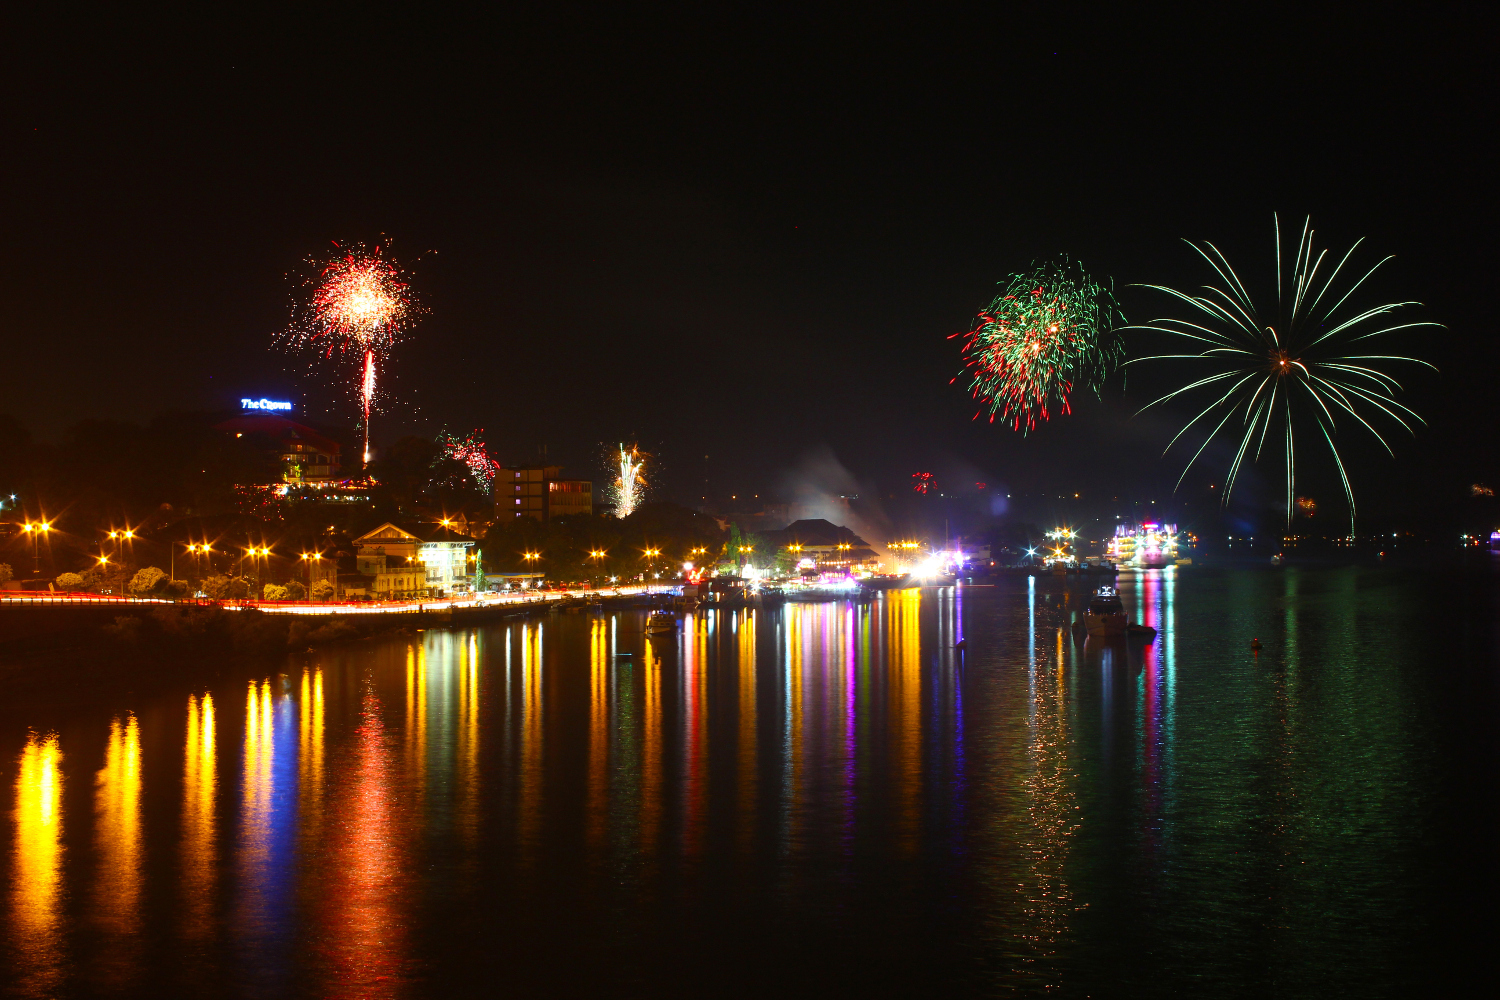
[0,584,663,615]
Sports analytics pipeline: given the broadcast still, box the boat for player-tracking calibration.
[859,574,912,591]
[1084,586,1127,636]
[645,610,677,635]
[1125,623,1157,640]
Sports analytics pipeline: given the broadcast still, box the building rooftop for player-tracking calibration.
[763,518,872,548]
[213,413,343,455]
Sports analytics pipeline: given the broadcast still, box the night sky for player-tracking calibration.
[3,8,1492,531]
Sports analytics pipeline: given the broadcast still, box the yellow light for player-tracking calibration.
[97,556,109,565]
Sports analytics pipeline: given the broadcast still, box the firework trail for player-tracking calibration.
[436,429,501,494]
[952,258,1125,432]
[1126,214,1439,532]
[285,243,415,467]
[606,443,648,518]
[912,472,934,494]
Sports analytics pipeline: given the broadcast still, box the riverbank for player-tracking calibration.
[0,600,550,702]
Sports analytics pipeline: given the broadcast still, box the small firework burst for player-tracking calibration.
[437,429,500,495]
[604,443,649,518]
[952,258,1125,432]
[283,242,418,465]
[912,472,934,494]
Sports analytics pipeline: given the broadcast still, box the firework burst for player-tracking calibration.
[605,443,649,518]
[284,242,417,466]
[1126,214,1439,532]
[952,257,1125,432]
[436,429,500,495]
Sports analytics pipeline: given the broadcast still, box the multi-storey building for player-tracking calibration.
[215,410,344,485]
[497,465,593,521]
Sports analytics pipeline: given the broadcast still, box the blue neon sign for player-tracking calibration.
[241,398,293,412]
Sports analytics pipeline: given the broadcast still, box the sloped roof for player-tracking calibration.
[353,522,421,545]
[214,413,342,454]
[355,521,477,546]
[764,518,871,548]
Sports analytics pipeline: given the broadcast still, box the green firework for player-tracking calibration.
[953,257,1125,432]
[1126,214,1439,533]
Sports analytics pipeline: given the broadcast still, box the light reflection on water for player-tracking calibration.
[0,572,1488,996]
[9,731,64,997]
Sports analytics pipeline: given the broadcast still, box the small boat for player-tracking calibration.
[1125,623,1157,640]
[645,610,677,635]
[1084,586,1127,636]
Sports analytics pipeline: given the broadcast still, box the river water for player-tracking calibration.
[2,568,1493,997]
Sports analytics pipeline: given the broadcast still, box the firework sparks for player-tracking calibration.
[284,243,416,466]
[912,472,934,494]
[436,429,500,495]
[1126,214,1439,532]
[606,443,648,518]
[952,258,1125,432]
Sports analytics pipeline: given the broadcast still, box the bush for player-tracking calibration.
[54,572,85,592]
[205,575,252,600]
[103,615,143,642]
[284,580,307,601]
[225,608,289,650]
[311,578,335,602]
[262,583,288,601]
[129,566,167,596]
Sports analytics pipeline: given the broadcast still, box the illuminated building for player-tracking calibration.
[214,410,344,485]
[497,465,593,521]
[761,519,880,574]
[1108,522,1179,568]
[352,522,479,596]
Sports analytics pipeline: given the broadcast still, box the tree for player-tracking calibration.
[311,578,335,602]
[284,580,307,601]
[129,566,167,595]
[0,563,12,587]
[54,572,85,591]
[78,567,102,591]
[262,583,288,601]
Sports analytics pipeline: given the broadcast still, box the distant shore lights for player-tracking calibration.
[241,398,293,412]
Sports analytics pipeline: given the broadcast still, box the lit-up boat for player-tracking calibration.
[645,610,677,635]
[1084,586,1127,636]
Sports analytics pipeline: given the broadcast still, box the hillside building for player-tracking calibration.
[498,465,593,521]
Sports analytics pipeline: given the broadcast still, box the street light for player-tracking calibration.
[300,551,323,597]
[21,520,51,574]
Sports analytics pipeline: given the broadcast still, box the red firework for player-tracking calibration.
[912,472,934,494]
[287,243,416,466]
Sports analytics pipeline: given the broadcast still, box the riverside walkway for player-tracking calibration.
[0,584,668,615]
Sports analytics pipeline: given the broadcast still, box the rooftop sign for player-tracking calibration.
[241,398,293,412]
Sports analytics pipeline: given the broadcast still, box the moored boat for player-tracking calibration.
[1084,586,1127,636]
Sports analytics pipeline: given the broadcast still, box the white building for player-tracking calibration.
[353,522,479,596]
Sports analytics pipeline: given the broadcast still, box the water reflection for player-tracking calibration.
[0,570,1470,996]
[183,693,217,940]
[10,731,65,996]
[320,681,405,997]
[237,678,297,992]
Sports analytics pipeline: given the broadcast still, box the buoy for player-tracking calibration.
[955,638,967,651]
[1250,638,1262,651]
